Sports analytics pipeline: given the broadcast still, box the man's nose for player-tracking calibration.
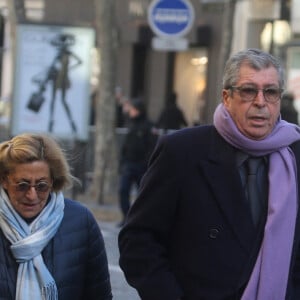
[253,90,266,106]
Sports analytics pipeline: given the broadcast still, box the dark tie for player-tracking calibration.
[246,157,263,226]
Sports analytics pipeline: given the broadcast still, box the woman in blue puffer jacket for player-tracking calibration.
[0,133,112,300]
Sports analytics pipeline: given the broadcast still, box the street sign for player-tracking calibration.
[148,0,195,39]
[152,36,188,51]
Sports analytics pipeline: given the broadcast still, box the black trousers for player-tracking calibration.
[118,161,147,218]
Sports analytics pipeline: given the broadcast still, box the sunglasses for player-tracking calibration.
[10,181,52,193]
[229,86,283,103]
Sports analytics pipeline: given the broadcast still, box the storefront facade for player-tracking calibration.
[0,0,295,130]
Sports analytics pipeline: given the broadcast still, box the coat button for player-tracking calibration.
[209,228,219,239]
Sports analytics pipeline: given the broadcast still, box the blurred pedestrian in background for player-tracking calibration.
[118,98,157,227]
[156,91,188,132]
[0,133,112,300]
[115,86,130,128]
[281,91,299,124]
[119,48,300,299]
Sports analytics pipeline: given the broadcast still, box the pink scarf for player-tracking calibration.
[214,103,300,299]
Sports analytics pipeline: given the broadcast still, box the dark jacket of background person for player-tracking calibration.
[118,99,158,224]
[156,92,188,130]
[281,92,299,124]
[118,126,300,300]
[0,198,112,300]
[120,104,156,167]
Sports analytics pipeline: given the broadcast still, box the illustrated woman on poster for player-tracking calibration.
[27,33,82,134]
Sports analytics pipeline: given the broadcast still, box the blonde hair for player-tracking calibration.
[0,133,76,192]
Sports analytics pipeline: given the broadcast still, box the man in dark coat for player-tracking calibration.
[118,49,300,300]
[118,98,157,226]
[281,91,299,124]
[156,91,188,131]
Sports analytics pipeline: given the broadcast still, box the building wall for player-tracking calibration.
[44,0,94,26]
[145,51,169,122]
[114,0,225,124]
[2,0,286,129]
[232,0,281,53]
[41,0,295,121]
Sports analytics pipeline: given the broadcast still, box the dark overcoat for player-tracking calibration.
[119,125,300,300]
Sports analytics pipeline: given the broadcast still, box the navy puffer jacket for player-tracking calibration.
[0,198,112,300]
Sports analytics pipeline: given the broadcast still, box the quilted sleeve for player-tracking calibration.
[85,208,113,300]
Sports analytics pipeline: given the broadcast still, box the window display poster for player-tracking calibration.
[11,24,95,141]
[286,46,300,116]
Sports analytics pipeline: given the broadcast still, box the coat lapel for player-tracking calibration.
[198,131,256,252]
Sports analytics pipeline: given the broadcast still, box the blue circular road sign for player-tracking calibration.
[148,0,195,39]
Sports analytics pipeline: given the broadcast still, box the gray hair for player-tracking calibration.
[222,48,285,89]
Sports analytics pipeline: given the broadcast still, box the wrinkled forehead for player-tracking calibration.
[237,64,280,86]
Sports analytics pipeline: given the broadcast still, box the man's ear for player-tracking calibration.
[222,89,231,108]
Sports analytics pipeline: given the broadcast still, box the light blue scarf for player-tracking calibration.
[0,188,64,300]
[214,103,300,299]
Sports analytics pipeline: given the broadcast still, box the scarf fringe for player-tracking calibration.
[42,282,58,300]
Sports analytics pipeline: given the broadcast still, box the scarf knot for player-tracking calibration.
[0,189,64,300]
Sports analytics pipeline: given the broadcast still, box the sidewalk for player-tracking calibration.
[72,191,123,223]
[99,221,140,300]
[84,201,122,223]
[76,197,140,299]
